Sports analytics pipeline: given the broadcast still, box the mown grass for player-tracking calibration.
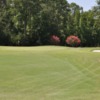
[0,46,100,100]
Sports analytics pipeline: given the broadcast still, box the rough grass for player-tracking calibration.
[0,46,100,100]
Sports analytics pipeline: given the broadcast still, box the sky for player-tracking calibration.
[67,0,97,11]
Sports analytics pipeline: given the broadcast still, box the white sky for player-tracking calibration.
[67,0,97,11]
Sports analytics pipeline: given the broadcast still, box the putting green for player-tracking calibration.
[0,46,100,100]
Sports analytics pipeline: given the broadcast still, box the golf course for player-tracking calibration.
[0,46,100,100]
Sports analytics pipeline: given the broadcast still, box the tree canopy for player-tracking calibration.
[0,0,100,46]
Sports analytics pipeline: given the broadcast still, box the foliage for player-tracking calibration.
[51,35,60,45]
[0,0,99,46]
[66,35,81,47]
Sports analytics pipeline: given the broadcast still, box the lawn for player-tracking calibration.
[0,46,100,100]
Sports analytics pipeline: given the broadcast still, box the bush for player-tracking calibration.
[66,35,81,47]
[51,35,60,45]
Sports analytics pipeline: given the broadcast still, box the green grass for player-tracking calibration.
[0,46,100,100]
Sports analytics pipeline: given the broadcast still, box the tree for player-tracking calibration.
[0,0,99,46]
[0,0,69,46]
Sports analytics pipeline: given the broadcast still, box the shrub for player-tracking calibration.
[51,35,60,45]
[66,35,81,47]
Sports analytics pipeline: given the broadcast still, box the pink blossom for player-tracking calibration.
[51,35,60,45]
[66,35,81,47]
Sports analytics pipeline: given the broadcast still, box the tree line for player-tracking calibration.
[0,0,100,46]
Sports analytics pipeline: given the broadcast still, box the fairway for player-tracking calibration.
[0,46,100,100]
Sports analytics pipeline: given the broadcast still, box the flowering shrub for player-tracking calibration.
[51,35,60,45]
[66,35,81,47]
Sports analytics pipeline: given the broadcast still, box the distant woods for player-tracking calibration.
[0,0,100,46]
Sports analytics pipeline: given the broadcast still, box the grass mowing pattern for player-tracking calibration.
[0,46,100,100]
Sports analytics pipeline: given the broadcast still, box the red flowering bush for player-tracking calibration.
[51,35,60,45]
[66,35,81,47]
